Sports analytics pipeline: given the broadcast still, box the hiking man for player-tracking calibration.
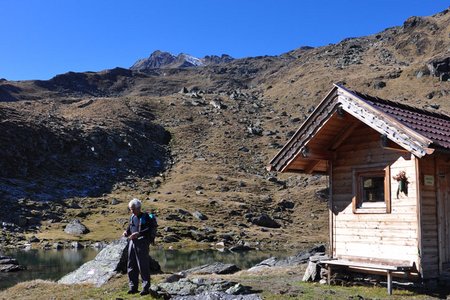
[123,198,156,296]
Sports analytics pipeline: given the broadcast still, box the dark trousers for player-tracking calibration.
[127,238,150,291]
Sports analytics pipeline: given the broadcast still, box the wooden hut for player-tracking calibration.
[267,84,450,292]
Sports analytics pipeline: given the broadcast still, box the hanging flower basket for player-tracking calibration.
[393,171,409,198]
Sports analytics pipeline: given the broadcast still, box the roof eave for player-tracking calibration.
[268,86,340,172]
[337,88,433,158]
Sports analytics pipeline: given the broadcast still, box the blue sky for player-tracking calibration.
[1,1,448,80]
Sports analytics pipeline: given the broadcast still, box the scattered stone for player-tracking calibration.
[440,73,449,81]
[266,176,278,183]
[29,236,40,243]
[163,234,182,243]
[251,214,280,228]
[178,209,192,216]
[172,291,261,300]
[179,87,189,94]
[189,229,214,242]
[192,211,208,221]
[210,99,227,109]
[59,238,160,287]
[215,242,226,248]
[238,146,250,152]
[247,126,263,136]
[249,244,326,272]
[71,241,84,249]
[66,200,81,209]
[278,199,295,209]
[53,242,64,250]
[64,219,89,235]
[157,278,256,298]
[373,80,386,89]
[262,130,275,136]
[430,103,440,110]
[315,188,329,201]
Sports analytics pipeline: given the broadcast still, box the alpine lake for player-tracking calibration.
[0,246,294,290]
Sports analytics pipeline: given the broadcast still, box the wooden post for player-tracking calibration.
[327,265,332,284]
[387,270,392,295]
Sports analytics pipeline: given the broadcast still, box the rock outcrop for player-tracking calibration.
[248,244,326,272]
[427,57,450,81]
[156,278,257,299]
[58,238,161,287]
[182,262,240,275]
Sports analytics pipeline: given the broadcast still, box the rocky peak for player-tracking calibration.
[204,54,234,64]
[130,51,234,71]
[130,50,177,70]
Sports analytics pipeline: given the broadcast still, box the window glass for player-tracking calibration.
[362,176,384,203]
[352,167,391,214]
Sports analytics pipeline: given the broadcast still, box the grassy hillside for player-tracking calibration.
[0,8,449,252]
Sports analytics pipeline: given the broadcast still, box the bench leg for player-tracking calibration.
[387,270,392,295]
[327,265,332,284]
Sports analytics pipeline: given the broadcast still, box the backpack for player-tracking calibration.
[146,212,158,244]
[131,212,158,244]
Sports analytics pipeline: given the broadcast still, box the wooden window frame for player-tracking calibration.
[352,166,391,214]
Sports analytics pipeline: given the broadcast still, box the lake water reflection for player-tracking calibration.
[0,247,293,290]
[0,248,99,290]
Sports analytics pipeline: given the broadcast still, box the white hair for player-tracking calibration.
[128,198,141,209]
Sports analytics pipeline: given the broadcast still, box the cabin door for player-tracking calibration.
[439,163,450,269]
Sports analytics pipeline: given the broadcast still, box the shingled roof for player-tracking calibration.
[351,90,450,150]
[268,84,450,173]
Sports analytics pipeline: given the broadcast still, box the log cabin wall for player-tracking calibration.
[417,155,439,279]
[331,124,420,266]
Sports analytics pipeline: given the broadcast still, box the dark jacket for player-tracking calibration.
[126,212,152,240]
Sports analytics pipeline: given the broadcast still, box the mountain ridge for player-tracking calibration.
[130,50,234,71]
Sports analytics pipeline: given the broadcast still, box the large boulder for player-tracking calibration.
[64,219,89,235]
[58,238,161,287]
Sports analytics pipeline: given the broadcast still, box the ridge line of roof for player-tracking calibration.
[334,83,450,121]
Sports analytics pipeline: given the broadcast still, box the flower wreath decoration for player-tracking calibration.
[392,170,409,198]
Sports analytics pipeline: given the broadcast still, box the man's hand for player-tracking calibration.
[128,232,139,240]
[122,231,128,237]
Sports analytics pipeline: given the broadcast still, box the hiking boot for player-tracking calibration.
[127,289,139,294]
[140,290,149,296]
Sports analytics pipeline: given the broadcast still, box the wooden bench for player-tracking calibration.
[320,259,415,295]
